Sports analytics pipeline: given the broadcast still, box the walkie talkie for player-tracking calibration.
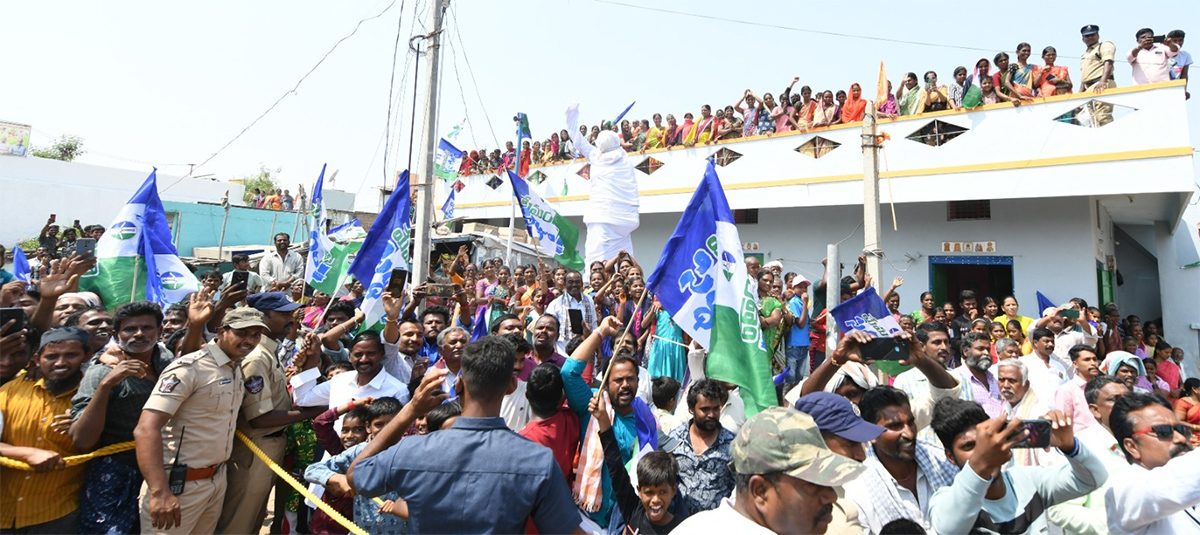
[167,426,188,496]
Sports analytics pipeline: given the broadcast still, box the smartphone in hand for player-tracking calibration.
[75,238,97,257]
[860,337,910,361]
[568,309,584,336]
[1011,419,1052,449]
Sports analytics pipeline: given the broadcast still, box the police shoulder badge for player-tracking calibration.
[245,375,265,395]
[159,373,181,393]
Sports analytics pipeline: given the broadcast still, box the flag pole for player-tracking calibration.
[130,253,140,304]
[599,288,649,389]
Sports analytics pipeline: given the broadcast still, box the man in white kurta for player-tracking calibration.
[566,104,640,267]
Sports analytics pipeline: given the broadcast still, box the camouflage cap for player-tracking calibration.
[731,407,866,487]
[221,307,269,330]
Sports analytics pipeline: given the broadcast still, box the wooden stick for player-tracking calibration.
[651,334,689,348]
[599,288,649,389]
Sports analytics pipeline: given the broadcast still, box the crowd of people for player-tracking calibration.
[456,25,1192,178]
[251,188,298,211]
[1,218,1199,535]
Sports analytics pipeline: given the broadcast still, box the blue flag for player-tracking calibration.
[470,307,488,342]
[613,101,636,124]
[11,246,30,283]
[349,171,412,326]
[435,138,464,181]
[644,160,775,416]
[305,165,337,291]
[829,287,903,337]
[1036,291,1056,316]
[79,169,199,308]
[441,188,456,220]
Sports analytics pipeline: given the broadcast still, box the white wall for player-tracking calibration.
[1114,225,1163,323]
[1156,221,1200,378]
[592,196,1099,316]
[0,157,241,246]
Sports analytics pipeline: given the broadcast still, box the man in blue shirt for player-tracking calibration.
[784,276,812,391]
[349,336,582,534]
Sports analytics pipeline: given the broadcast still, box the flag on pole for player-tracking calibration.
[446,119,464,141]
[349,171,412,327]
[11,247,30,283]
[645,161,774,416]
[875,61,888,106]
[328,219,367,242]
[80,169,199,308]
[829,287,903,337]
[309,241,362,296]
[434,138,465,181]
[829,286,908,375]
[305,164,338,290]
[1036,291,1056,315]
[507,170,584,271]
[613,101,636,124]
[441,188,456,220]
[514,113,531,142]
[470,306,489,342]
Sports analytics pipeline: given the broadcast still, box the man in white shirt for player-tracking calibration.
[1048,375,1131,535]
[1020,328,1069,409]
[544,271,597,352]
[673,407,865,535]
[1106,392,1200,534]
[258,233,304,290]
[290,330,409,432]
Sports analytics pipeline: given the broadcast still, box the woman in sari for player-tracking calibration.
[302,290,331,329]
[896,72,922,116]
[1175,378,1200,447]
[484,266,514,328]
[644,114,666,150]
[793,86,817,127]
[548,133,561,162]
[840,83,868,123]
[1008,42,1039,98]
[693,106,716,145]
[1036,46,1073,97]
[919,71,956,112]
[704,109,726,145]
[878,80,899,118]
[910,291,937,324]
[811,90,839,128]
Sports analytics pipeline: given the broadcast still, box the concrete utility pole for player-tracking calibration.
[826,243,840,352]
[412,0,446,284]
[862,105,883,287]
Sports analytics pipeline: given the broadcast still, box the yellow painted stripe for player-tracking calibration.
[456,146,1193,208]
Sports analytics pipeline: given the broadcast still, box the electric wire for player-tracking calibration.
[382,0,408,188]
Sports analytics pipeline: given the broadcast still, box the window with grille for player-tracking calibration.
[734,209,759,225]
[947,200,991,221]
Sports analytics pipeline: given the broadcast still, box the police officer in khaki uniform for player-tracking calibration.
[218,293,325,535]
[134,308,267,535]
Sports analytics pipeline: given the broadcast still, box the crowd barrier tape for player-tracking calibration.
[0,441,136,470]
[0,432,386,535]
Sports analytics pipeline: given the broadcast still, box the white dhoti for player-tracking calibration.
[585,220,639,268]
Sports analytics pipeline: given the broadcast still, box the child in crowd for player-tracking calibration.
[651,376,685,433]
[309,400,372,534]
[306,397,408,535]
[589,393,684,534]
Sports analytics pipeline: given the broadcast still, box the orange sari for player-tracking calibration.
[1175,397,1200,447]
[840,83,868,123]
[1037,65,1072,96]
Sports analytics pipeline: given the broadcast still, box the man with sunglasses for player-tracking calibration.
[1106,392,1200,534]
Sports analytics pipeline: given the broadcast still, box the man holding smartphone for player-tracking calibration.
[545,271,597,352]
[929,399,1105,535]
[220,254,264,296]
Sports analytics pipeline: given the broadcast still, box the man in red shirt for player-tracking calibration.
[519,362,580,484]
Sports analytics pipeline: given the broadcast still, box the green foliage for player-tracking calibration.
[239,165,282,204]
[31,134,85,161]
[17,237,38,251]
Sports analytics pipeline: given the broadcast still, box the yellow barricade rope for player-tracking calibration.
[235,430,376,535]
[0,441,136,470]
[0,434,382,535]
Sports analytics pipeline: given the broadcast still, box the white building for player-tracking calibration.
[451,80,1200,372]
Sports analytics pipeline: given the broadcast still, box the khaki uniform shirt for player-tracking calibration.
[237,336,293,438]
[1081,41,1117,85]
[143,341,244,468]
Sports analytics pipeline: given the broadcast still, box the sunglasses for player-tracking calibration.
[1131,424,1193,441]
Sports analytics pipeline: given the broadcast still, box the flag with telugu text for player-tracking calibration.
[349,171,412,327]
[304,165,338,292]
[80,169,199,308]
[435,138,464,181]
[645,161,774,416]
[441,188,456,220]
[507,170,583,271]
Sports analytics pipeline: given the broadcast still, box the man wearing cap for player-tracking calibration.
[672,407,866,535]
[784,275,811,391]
[0,327,91,533]
[134,307,266,534]
[1080,25,1117,94]
[795,392,887,535]
[217,293,326,535]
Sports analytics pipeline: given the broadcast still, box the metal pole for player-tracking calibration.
[411,0,445,284]
[825,243,840,355]
[269,213,278,243]
[217,202,231,261]
[862,105,883,287]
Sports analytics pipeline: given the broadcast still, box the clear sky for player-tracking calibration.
[5,0,1199,215]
